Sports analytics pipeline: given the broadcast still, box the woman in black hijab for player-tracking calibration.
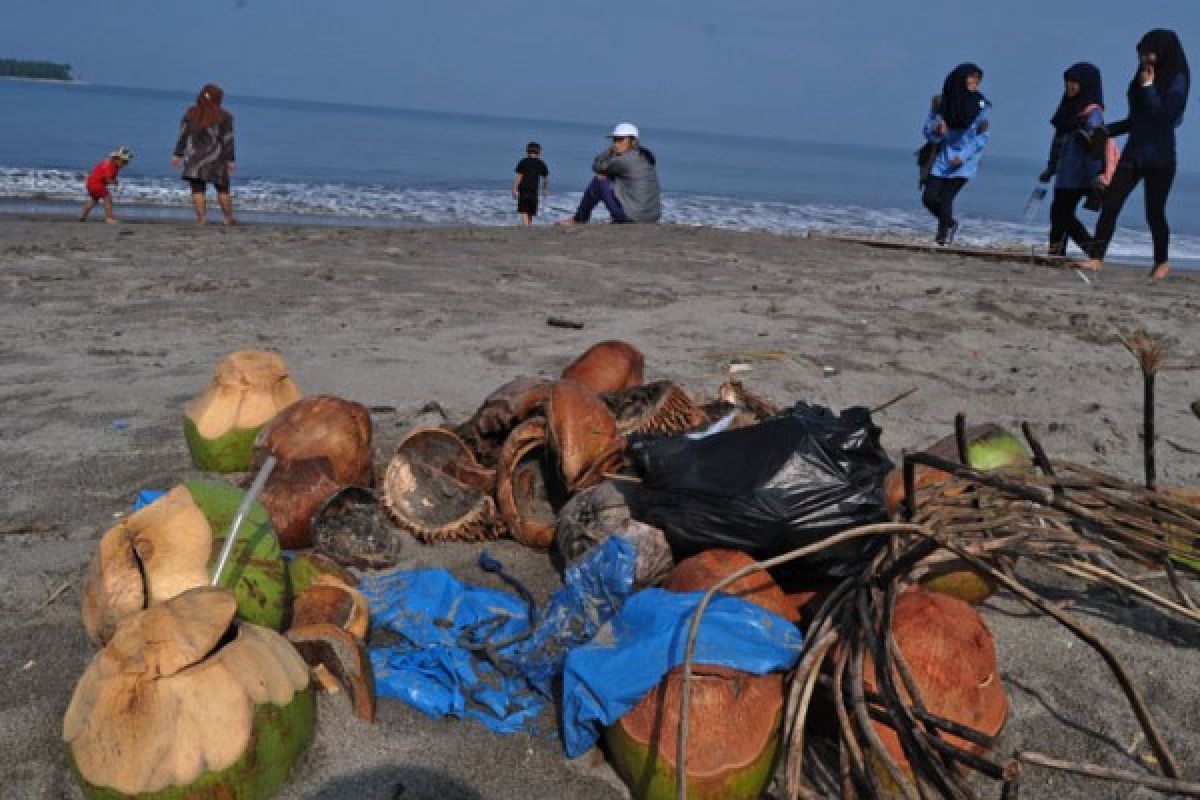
[1038,63,1107,256]
[921,64,991,245]
[1079,30,1189,278]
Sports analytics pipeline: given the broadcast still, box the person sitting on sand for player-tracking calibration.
[79,146,133,224]
[921,64,991,246]
[560,123,661,224]
[173,83,238,225]
[1038,63,1107,257]
[1077,29,1189,280]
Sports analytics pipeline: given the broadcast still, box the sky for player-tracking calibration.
[3,1,1198,165]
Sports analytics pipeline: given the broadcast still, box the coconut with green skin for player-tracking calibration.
[82,480,287,644]
[184,350,302,473]
[65,587,314,800]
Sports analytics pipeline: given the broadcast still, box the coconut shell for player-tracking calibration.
[292,577,370,640]
[183,350,302,473]
[603,381,710,437]
[255,394,374,487]
[560,340,645,394]
[663,549,793,619]
[496,418,558,549]
[608,550,787,800]
[65,587,313,798]
[716,380,779,421]
[312,486,406,569]
[81,481,287,644]
[288,622,377,723]
[546,380,625,492]
[863,589,1008,774]
[257,456,341,550]
[381,428,498,543]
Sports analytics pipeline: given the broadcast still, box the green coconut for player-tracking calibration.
[286,551,359,601]
[605,550,787,800]
[183,350,302,473]
[82,481,286,644]
[65,587,314,800]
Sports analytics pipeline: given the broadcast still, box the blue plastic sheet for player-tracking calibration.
[561,589,804,756]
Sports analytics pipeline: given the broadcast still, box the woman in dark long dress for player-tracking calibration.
[1078,30,1189,279]
[172,84,237,225]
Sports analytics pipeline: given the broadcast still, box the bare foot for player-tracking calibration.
[555,218,578,226]
[104,218,120,225]
[196,218,208,226]
[1148,263,1170,281]
[1074,259,1104,272]
[222,218,238,226]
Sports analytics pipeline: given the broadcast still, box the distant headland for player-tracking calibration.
[0,59,74,81]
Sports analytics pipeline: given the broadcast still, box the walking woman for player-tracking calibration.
[1038,63,1107,256]
[922,63,991,245]
[1078,30,1189,278]
[172,84,237,225]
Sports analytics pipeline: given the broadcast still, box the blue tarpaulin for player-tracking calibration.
[362,537,803,750]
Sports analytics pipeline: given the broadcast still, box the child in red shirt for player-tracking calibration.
[80,146,133,223]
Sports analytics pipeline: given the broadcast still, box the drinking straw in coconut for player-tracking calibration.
[211,455,277,587]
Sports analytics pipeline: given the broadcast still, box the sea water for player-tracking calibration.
[2,80,1198,267]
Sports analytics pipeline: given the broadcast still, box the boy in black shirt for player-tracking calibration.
[512,142,550,225]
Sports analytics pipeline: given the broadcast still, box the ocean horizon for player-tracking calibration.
[3,80,1198,267]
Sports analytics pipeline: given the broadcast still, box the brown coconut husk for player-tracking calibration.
[312,486,405,569]
[613,549,787,797]
[258,456,340,550]
[381,428,498,543]
[863,588,1008,774]
[81,485,212,644]
[255,394,374,486]
[496,418,558,549]
[560,340,645,394]
[603,380,710,437]
[455,376,551,466]
[64,587,310,795]
[292,576,370,640]
[288,622,376,723]
[546,380,625,493]
[184,349,302,440]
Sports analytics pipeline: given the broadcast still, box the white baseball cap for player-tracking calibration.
[609,122,639,138]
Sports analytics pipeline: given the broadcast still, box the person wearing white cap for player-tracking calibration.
[561,122,661,224]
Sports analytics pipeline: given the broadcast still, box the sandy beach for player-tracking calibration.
[1,214,1197,799]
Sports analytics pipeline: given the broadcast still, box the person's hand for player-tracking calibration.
[949,156,963,168]
[1038,168,1054,183]
[227,162,237,174]
[936,120,948,136]
[171,156,182,169]
[1140,64,1155,85]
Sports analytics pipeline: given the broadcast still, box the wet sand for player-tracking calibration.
[1,214,1197,798]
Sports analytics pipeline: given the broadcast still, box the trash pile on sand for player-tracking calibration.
[60,338,1200,799]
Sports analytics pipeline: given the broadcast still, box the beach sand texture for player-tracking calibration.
[1,215,1197,799]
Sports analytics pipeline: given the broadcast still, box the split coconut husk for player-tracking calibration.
[381,427,498,543]
[863,588,1008,779]
[560,340,645,394]
[254,394,375,486]
[81,481,286,645]
[886,425,1032,604]
[288,622,376,723]
[546,380,625,492]
[292,576,370,640]
[258,457,340,550]
[603,381,710,436]
[455,376,550,466]
[496,417,559,549]
[64,587,314,799]
[183,349,302,473]
[606,550,787,800]
[312,486,405,569]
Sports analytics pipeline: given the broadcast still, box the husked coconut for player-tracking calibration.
[183,349,302,472]
[560,340,645,394]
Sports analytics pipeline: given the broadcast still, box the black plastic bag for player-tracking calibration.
[627,403,893,577]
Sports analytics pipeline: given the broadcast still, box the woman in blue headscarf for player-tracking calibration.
[1038,63,1107,256]
[1078,29,1189,278]
[921,63,992,245]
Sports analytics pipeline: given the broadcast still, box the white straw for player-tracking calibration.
[210,455,277,587]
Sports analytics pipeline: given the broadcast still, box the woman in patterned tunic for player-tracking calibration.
[172,83,237,225]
